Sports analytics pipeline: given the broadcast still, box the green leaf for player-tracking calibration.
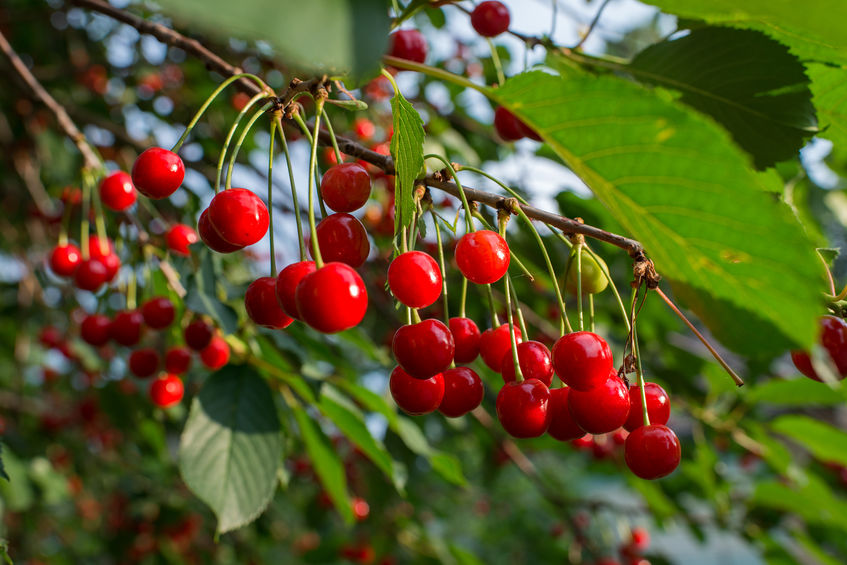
[390,87,425,228]
[393,418,466,486]
[494,71,821,352]
[748,378,847,405]
[770,415,847,467]
[179,366,282,534]
[629,27,816,169]
[0,446,32,512]
[808,63,847,160]
[185,249,238,335]
[0,444,8,482]
[751,475,847,529]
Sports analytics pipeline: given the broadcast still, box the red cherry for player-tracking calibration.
[295,263,368,333]
[353,118,376,141]
[450,317,481,363]
[198,209,244,253]
[49,243,81,277]
[131,147,185,199]
[129,348,159,378]
[389,366,444,415]
[624,382,671,432]
[164,346,192,374]
[87,237,120,281]
[245,276,293,329]
[111,310,144,347]
[275,261,316,320]
[568,373,630,434]
[99,171,137,211]
[312,213,370,268]
[184,319,213,351]
[547,387,586,442]
[74,258,108,291]
[166,224,199,256]
[493,107,526,142]
[387,29,427,64]
[438,366,484,418]
[320,163,372,213]
[455,230,510,284]
[626,527,650,553]
[470,1,510,37]
[479,323,522,372]
[791,315,847,381]
[551,331,614,391]
[149,374,184,408]
[500,340,553,386]
[496,379,551,438]
[208,188,269,247]
[81,314,111,346]
[141,296,175,329]
[624,424,681,480]
[352,497,370,521]
[200,336,230,369]
[392,319,455,379]
[387,251,442,308]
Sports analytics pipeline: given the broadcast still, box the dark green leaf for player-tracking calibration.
[770,414,847,466]
[0,444,8,482]
[747,378,847,405]
[808,63,847,160]
[390,88,425,228]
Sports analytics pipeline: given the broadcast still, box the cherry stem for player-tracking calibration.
[504,273,524,382]
[459,276,468,319]
[411,309,422,324]
[322,110,344,165]
[817,249,837,296]
[654,287,744,387]
[225,103,272,190]
[383,56,490,96]
[583,245,630,333]
[400,225,409,254]
[79,172,92,260]
[275,116,307,262]
[408,201,420,251]
[84,169,108,254]
[431,207,451,328]
[486,38,507,86]
[629,288,650,427]
[507,273,529,339]
[423,154,474,234]
[575,243,584,331]
[216,91,267,194]
[127,267,137,311]
[267,119,277,276]
[307,100,326,268]
[471,210,535,281]
[58,193,74,247]
[826,283,847,303]
[291,106,330,219]
[588,294,595,333]
[405,307,412,326]
[485,284,500,327]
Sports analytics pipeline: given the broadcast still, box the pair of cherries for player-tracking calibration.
[389,365,485,418]
[50,236,121,293]
[311,163,372,267]
[96,147,184,212]
[198,188,269,253]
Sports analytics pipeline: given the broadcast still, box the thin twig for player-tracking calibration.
[572,0,613,50]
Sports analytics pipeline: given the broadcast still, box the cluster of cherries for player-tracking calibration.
[791,314,847,382]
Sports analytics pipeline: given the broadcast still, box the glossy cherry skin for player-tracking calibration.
[197,209,243,253]
[74,258,109,292]
[320,162,372,213]
[141,296,175,329]
[149,374,184,408]
[312,213,370,268]
[470,1,510,37]
[166,223,199,256]
[624,424,681,480]
[295,263,368,333]
[551,331,614,391]
[208,188,269,247]
[389,366,444,415]
[392,319,455,379]
[493,107,526,142]
[387,29,427,64]
[568,373,630,434]
[184,319,213,351]
[49,243,81,277]
[791,315,847,381]
[164,346,192,374]
[547,387,586,442]
[275,261,316,320]
[438,366,484,418]
[87,236,120,282]
[245,276,293,329]
[200,336,230,369]
[501,340,554,386]
[496,379,551,438]
[80,314,111,346]
[111,310,144,347]
[479,323,522,372]
[128,348,159,378]
[99,171,136,211]
[624,382,671,432]
[131,147,185,199]
[387,251,442,308]
[450,317,481,363]
[455,230,510,284]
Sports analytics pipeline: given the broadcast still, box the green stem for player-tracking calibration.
[291,111,314,143]
[275,116,307,262]
[588,294,595,333]
[459,277,468,318]
[575,243,584,331]
[58,191,74,246]
[87,170,108,248]
[408,204,419,251]
[225,103,272,190]
[383,57,490,96]
[80,173,92,260]
[291,106,330,219]
[431,207,451,327]
[322,110,344,164]
[307,100,325,268]
[486,38,507,86]
[458,166,528,205]
[424,154,475,234]
[216,91,267,194]
[405,307,412,326]
[127,268,137,310]
[630,288,650,427]
[268,119,277,276]
[504,274,524,381]
[507,273,528,338]
[485,284,500,327]
[411,309,422,323]
[584,245,630,333]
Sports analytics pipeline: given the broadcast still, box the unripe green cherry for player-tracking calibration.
[565,248,609,295]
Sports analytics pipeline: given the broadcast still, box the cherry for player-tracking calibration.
[149,374,184,408]
[164,346,192,374]
[387,29,427,64]
[470,1,510,37]
[493,107,541,141]
[128,348,159,378]
[496,379,551,438]
[275,261,316,320]
[320,163,372,213]
[791,315,847,381]
[245,276,293,329]
[184,319,213,351]
[131,147,185,199]
[624,424,681,480]
[81,314,111,346]
[625,527,650,554]
[450,317,481,363]
[387,251,442,308]
[141,296,175,329]
[565,248,609,295]
[111,310,144,347]
[74,258,108,292]
[198,209,244,253]
[500,340,554,386]
[438,366,484,418]
[98,171,137,211]
[88,236,120,282]
[551,331,614,391]
[208,188,269,247]
[568,372,630,434]
[547,387,586,442]
[295,262,368,333]
[166,224,199,256]
[455,230,510,284]
[200,336,230,369]
[49,243,81,277]
[312,213,370,268]
[389,366,444,415]
[393,319,455,378]
[353,118,375,141]
[479,323,522,372]
[624,382,671,432]
[352,497,370,521]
